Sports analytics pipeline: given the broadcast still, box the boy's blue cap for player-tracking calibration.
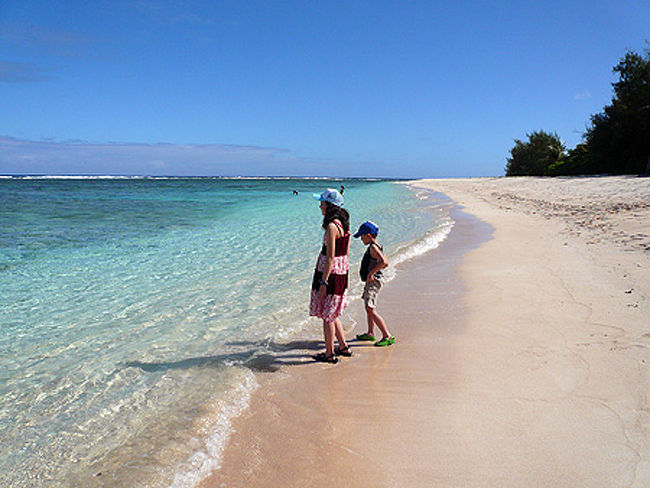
[354,221,379,238]
[313,188,344,207]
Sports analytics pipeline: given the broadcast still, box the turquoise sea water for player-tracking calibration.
[0,177,453,487]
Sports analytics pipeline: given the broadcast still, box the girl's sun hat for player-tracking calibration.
[313,188,344,207]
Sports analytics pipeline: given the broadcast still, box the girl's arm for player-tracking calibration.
[367,243,388,281]
[321,222,337,287]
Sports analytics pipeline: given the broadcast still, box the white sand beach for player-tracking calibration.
[202,176,649,488]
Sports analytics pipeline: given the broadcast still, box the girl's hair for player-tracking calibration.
[322,202,350,232]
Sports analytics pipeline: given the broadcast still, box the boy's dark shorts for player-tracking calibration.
[362,279,382,308]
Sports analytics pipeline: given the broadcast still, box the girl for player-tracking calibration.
[310,189,352,364]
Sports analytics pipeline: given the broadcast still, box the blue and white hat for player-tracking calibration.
[313,188,344,207]
[354,221,379,238]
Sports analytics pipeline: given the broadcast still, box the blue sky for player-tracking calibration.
[0,1,648,177]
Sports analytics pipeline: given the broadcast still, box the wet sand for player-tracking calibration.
[201,176,649,488]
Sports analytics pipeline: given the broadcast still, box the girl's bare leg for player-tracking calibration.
[323,320,335,355]
[334,318,348,350]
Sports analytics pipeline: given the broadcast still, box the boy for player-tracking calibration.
[353,221,395,347]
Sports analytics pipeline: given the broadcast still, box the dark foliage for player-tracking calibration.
[547,144,591,176]
[507,47,650,176]
[584,49,650,175]
[505,130,566,176]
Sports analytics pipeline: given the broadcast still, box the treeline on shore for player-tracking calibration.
[506,47,650,177]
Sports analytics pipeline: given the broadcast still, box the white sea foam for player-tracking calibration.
[390,216,454,267]
[9,174,149,179]
[167,370,258,488]
[5,174,225,180]
[1,174,390,181]
[346,217,454,305]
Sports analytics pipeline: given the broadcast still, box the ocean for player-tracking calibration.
[0,177,454,487]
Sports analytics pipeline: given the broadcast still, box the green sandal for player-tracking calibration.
[356,333,376,341]
[374,336,395,347]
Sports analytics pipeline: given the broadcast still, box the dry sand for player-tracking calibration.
[201,176,649,488]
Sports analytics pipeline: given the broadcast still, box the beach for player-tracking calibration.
[202,176,649,487]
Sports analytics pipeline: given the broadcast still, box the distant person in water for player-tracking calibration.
[309,189,352,364]
[340,185,345,195]
[293,190,299,195]
[354,221,395,347]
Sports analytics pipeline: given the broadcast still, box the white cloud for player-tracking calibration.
[0,60,56,83]
[0,136,320,176]
[574,91,592,100]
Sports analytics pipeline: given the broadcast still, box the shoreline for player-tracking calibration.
[201,176,649,487]
[199,193,491,488]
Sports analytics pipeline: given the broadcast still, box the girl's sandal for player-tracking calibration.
[312,352,339,364]
[334,346,353,357]
[313,352,339,363]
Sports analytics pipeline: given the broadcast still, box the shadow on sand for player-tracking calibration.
[126,339,325,373]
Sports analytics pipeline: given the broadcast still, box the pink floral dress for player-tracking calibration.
[309,222,350,322]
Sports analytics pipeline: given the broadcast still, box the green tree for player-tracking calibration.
[547,143,591,176]
[585,48,650,174]
[505,130,566,176]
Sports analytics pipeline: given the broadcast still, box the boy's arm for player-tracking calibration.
[367,243,388,281]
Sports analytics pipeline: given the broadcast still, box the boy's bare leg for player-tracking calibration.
[364,309,375,336]
[366,306,390,339]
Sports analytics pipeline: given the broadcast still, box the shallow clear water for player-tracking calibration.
[0,177,453,487]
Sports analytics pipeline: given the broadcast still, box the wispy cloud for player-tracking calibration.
[574,91,592,100]
[0,136,321,176]
[0,21,103,58]
[125,0,214,25]
[0,60,56,83]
